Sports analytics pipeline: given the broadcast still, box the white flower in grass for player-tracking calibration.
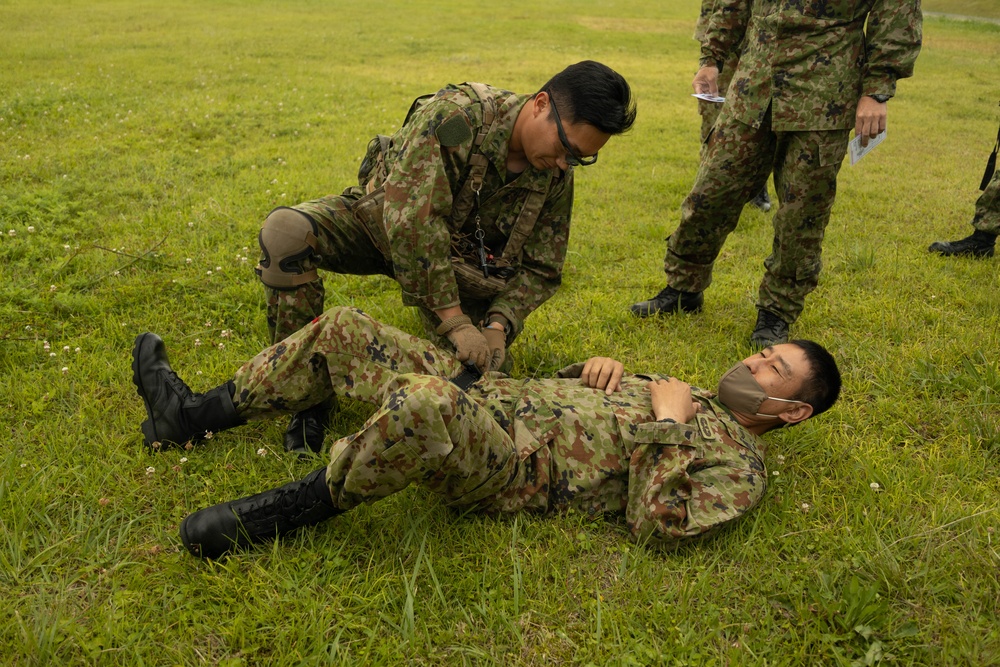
[187,222,194,229]
[27,226,35,233]
[63,244,70,250]
[61,367,68,375]
[63,346,70,352]
[43,341,50,351]
[776,455,786,464]
[801,503,810,512]
[7,230,15,237]
[206,270,213,276]
[194,338,201,346]
[771,470,779,477]
[185,258,193,265]
[49,352,56,358]
[75,347,81,353]
[145,466,156,476]
[870,482,881,491]
[257,448,267,457]
[217,342,225,350]
[49,285,56,292]
[220,329,230,338]
[179,457,188,464]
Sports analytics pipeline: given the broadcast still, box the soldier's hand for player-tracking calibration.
[855,95,887,147]
[481,324,507,372]
[581,357,625,395]
[692,65,720,96]
[647,378,698,424]
[436,314,491,372]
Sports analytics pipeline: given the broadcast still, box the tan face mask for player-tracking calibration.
[717,362,803,418]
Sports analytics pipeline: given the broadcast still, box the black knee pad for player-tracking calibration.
[256,208,320,289]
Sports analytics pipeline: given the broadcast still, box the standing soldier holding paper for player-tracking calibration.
[632,0,922,346]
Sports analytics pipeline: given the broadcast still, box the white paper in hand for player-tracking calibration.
[848,129,886,165]
[692,93,725,103]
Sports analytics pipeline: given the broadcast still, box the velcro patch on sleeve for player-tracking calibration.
[696,413,719,441]
[436,114,473,147]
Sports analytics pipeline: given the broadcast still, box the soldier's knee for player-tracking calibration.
[256,207,320,289]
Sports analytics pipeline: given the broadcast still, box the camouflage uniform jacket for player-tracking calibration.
[700,0,922,131]
[369,83,574,337]
[476,364,768,548]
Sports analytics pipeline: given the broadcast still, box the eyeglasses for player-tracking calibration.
[548,94,598,167]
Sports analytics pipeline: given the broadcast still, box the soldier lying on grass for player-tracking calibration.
[130,307,840,560]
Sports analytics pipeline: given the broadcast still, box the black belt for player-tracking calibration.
[450,363,482,391]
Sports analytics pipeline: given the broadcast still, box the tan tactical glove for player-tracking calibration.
[481,316,508,371]
[436,314,491,372]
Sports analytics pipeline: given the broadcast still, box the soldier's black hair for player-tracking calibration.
[788,339,841,418]
[540,60,636,135]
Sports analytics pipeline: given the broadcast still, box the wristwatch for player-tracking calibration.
[868,94,891,103]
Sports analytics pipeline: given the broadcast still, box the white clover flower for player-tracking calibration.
[63,244,70,250]
[206,270,213,275]
[187,222,194,228]
[771,470,780,477]
[27,226,35,233]
[185,258,193,264]
[43,341,50,350]
[63,346,70,352]
[74,347,81,353]
[194,338,201,346]
[24,325,31,331]
[7,230,15,237]
[801,503,810,511]
[49,285,56,292]
[49,352,56,358]
[217,342,225,349]
[215,266,221,271]
[257,448,266,457]
[145,466,156,475]
[870,482,881,490]
[221,329,230,338]
[776,455,786,463]
[61,367,68,375]
[179,457,188,464]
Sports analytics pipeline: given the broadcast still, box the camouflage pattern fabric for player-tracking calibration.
[264,83,574,346]
[695,0,740,145]
[664,114,849,321]
[662,0,921,322]
[972,168,1000,235]
[232,307,769,548]
[699,0,922,132]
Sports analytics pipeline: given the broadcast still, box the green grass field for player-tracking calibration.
[2,1,999,665]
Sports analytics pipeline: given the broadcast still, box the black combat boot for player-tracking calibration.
[928,230,996,258]
[131,333,244,450]
[750,309,789,347]
[180,467,340,559]
[749,187,772,213]
[630,286,704,317]
[283,397,335,455]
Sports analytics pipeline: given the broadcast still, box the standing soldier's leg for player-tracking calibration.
[753,129,848,345]
[928,168,999,258]
[180,374,518,559]
[631,111,775,317]
[256,193,393,453]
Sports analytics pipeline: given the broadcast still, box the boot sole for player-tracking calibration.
[131,333,165,449]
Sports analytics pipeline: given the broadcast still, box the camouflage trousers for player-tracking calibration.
[664,105,849,322]
[263,189,498,350]
[231,307,519,511]
[972,168,1000,235]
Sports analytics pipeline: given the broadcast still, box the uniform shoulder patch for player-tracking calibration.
[696,413,719,441]
[436,114,473,147]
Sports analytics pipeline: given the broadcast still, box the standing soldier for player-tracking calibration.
[256,61,636,453]
[929,105,1000,259]
[129,306,841,560]
[632,0,922,346]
